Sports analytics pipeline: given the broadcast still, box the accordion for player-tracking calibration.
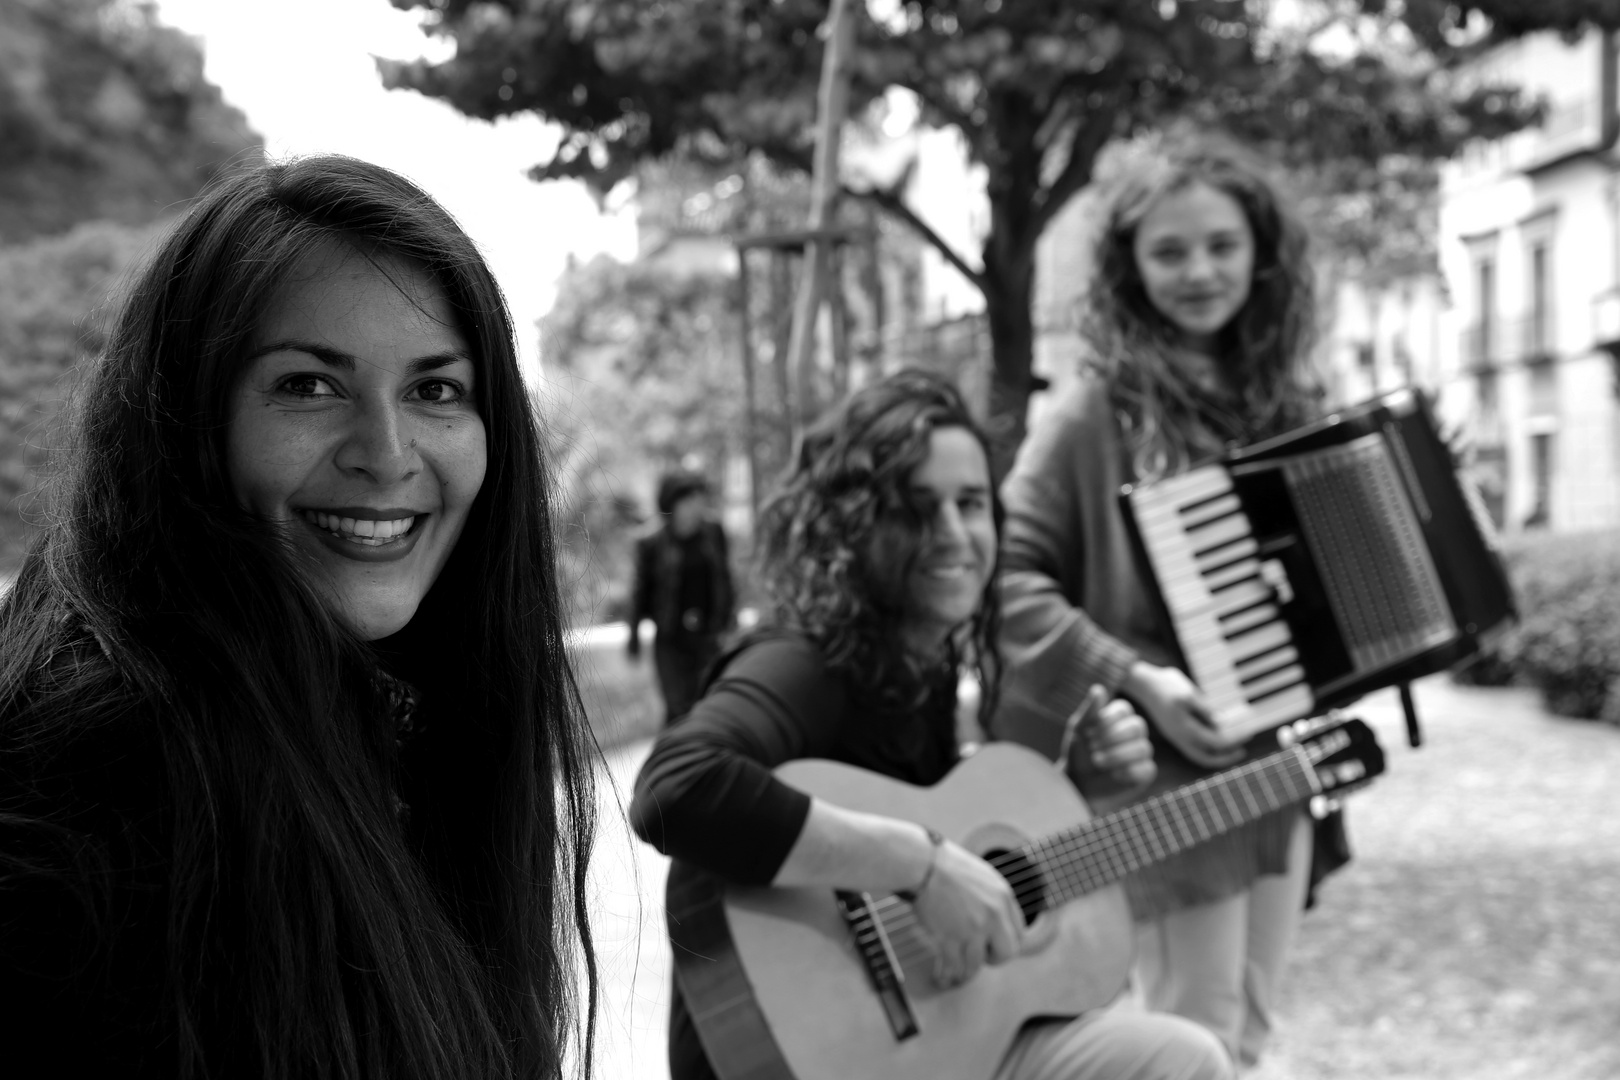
[1121,388,1517,742]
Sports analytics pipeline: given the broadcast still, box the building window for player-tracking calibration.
[1478,366,1499,414]
[1528,357,1557,416]
[1527,432,1554,529]
[1528,240,1551,359]
[1476,255,1496,362]
[1393,337,1414,384]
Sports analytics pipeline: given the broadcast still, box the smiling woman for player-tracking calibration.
[0,156,597,1079]
[996,131,1328,1069]
[628,370,1230,1080]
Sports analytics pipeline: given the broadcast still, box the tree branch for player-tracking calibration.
[1031,99,1121,239]
[843,179,987,293]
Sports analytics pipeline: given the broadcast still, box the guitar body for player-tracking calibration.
[666,715,1383,1080]
[670,743,1133,1080]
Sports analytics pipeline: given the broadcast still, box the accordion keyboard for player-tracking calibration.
[1127,466,1315,740]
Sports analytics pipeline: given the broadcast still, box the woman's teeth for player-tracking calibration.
[303,511,416,546]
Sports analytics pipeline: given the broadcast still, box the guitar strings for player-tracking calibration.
[855,752,1319,972]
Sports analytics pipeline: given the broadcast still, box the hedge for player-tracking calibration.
[1452,526,1620,722]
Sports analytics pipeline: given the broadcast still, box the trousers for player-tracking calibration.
[1132,811,1315,1067]
[994,997,1233,1080]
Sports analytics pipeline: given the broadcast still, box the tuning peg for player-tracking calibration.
[1310,795,1342,819]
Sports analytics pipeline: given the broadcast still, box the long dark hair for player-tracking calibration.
[0,156,597,1079]
[1082,130,1323,479]
[754,369,1003,721]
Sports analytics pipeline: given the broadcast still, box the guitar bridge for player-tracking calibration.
[836,891,920,1041]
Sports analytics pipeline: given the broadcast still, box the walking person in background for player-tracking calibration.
[0,155,599,1078]
[631,370,1232,1080]
[994,131,1339,1070]
[628,468,736,725]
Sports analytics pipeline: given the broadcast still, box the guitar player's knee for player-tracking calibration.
[998,1008,1232,1080]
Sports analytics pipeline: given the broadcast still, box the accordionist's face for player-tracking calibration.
[1132,180,1256,355]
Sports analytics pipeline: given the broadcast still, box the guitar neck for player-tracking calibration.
[1026,747,1319,909]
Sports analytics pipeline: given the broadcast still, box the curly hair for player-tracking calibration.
[754,369,1002,720]
[1081,129,1325,480]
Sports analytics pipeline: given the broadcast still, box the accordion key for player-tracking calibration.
[1122,388,1517,742]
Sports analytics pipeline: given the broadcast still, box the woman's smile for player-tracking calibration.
[297,509,427,559]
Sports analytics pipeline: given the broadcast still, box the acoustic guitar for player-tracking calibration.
[666,714,1384,1080]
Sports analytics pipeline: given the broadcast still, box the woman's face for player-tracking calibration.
[896,425,997,653]
[226,243,488,640]
[1132,180,1255,353]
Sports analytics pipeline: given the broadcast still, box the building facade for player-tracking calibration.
[1338,28,1620,536]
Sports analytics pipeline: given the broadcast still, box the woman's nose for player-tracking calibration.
[334,401,421,484]
[934,502,970,545]
[1183,247,1215,281]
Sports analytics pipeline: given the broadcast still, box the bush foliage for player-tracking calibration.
[1455,528,1620,722]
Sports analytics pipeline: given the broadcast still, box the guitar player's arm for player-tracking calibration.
[630,635,1048,985]
[630,634,1147,987]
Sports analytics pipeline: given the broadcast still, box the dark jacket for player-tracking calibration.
[629,519,735,649]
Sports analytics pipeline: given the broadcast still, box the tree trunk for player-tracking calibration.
[980,182,1042,485]
[982,282,1039,485]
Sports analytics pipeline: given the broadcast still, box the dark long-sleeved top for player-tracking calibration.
[1,629,424,1077]
[628,630,958,1080]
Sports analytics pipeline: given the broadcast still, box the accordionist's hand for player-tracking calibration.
[1061,685,1156,799]
[1122,661,1245,770]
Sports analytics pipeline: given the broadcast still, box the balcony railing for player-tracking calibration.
[1458,311,1557,370]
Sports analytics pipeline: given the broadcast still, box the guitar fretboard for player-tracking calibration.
[1021,747,1318,911]
[859,742,1328,986]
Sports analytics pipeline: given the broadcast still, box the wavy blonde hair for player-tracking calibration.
[1081,130,1325,480]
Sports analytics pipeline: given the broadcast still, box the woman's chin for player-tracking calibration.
[322,591,422,642]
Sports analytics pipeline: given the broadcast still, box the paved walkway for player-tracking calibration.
[588,738,673,1080]
[583,674,1525,1079]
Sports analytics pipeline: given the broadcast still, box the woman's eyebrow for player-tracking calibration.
[248,339,473,375]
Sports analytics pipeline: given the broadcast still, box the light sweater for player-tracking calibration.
[995,373,1296,920]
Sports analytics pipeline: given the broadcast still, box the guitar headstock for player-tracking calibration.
[1277,714,1386,797]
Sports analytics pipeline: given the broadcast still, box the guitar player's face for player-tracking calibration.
[897,425,996,652]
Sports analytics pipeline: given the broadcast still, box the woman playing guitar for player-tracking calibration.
[630,370,1230,1080]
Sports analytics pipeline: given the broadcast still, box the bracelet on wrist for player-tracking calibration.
[897,826,945,902]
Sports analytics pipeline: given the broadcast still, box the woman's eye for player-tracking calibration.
[278,374,339,399]
[414,378,468,404]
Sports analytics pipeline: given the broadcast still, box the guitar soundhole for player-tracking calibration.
[984,848,1045,925]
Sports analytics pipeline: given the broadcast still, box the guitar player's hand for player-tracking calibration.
[911,842,1058,989]
[1122,661,1245,770]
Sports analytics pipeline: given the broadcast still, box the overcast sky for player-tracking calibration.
[152,0,639,385]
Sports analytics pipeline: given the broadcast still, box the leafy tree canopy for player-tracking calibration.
[539,251,748,620]
[382,0,1620,470]
[0,0,262,243]
[0,218,165,568]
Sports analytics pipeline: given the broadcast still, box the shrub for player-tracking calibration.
[1486,527,1620,722]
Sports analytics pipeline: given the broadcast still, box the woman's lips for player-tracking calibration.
[296,509,426,563]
